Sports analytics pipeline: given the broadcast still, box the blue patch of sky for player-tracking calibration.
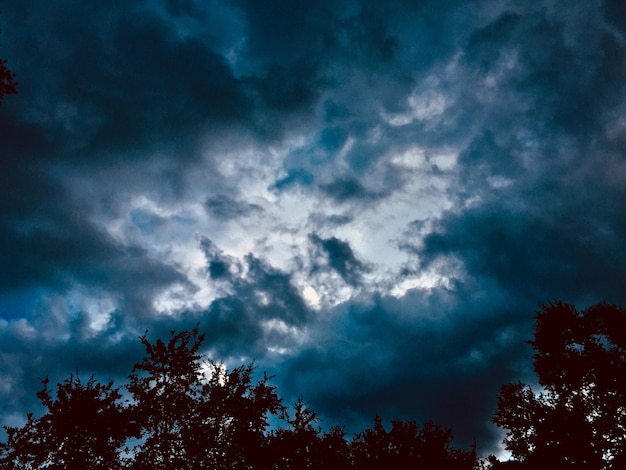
[130,208,164,233]
[0,288,51,321]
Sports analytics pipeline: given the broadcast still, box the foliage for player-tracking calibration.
[0,325,478,469]
[126,325,283,469]
[5,301,626,469]
[0,28,18,103]
[350,415,477,469]
[126,327,206,469]
[0,375,127,470]
[0,58,16,103]
[267,397,352,469]
[492,301,626,469]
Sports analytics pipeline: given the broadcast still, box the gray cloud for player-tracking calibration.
[0,0,625,459]
[205,194,263,221]
[319,177,377,203]
[309,234,370,287]
[271,287,535,454]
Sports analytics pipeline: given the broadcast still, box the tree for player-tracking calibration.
[492,301,626,469]
[0,374,128,470]
[0,325,482,469]
[267,398,353,469]
[350,415,477,469]
[318,425,352,469]
[126,327,206,469]
[0,28,18,103]
[268,398,329,469]
[126,325,283,469]
[197,362,283,469]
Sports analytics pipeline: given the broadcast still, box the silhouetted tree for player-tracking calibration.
[268,399,351,469]
[318,425,352,469]
[0,28,18,103]
[126,327,206,469]
[350,415,477,469]
[126,325,283,469]
[493,301,626,469]
[0,326,482,469]
[268,398,323,469]
[197,362,283,469]
[0,374,127,470]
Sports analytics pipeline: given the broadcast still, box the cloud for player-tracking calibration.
[309,234,370,287]
[247,59,325,112]
[0,190,184,302]
[319,177,386,203]
[417,159,626,306]
[191,249,313,360]
[271,286,534,453]
[1,3,252,166]
[273,169,315,191]
[0,0,625,459]
[205,194,263,221]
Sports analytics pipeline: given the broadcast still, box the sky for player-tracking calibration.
[1,0,625,457]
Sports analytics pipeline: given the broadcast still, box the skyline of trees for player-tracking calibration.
[2,301,626,468]
[0,325,477,469]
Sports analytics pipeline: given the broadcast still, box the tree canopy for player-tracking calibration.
[3,301,626,469]
[0,325,475,469]
[0,28,17,104]
[0,375,127,470]
[492,301,626,469]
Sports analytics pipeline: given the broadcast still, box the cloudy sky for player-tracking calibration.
[1,0,626,456]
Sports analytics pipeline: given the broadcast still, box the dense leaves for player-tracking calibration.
[0,375,127,470]
[0,58,17,103]
[350,415,476,469]
[493,301,626,469]
[0,28,18,104]
[126,327,207,469]
[126,326,284,469]
[267,398,354,469]
[6,301,624,468]
[0,325,475,469]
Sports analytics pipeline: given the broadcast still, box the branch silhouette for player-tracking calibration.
[492,301,626,469]
[0,27,17,104]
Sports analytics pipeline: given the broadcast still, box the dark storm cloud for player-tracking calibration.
[0,0,249,316]
[247,59,324,112]
[200,237,238,281]
[0,187,184,304]
[462,10,626,138]
[605,0,626,33]
[308,212,354,228]
[272,286,534,454]
[84,20,248,156]
[319,177,368,202]
[319,177,387,203]
[1,2,251,166]
[409,3,626,307]
[1,0,626,460]
[195,246,312,356]
[204,194,263,221]
[417,169,626,305]
[272,169,315,191]
[309,234,370,287]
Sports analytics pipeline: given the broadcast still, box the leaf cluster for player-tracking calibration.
[0,27,17,104]
[492,301,626,469]
[0,325,477,469]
